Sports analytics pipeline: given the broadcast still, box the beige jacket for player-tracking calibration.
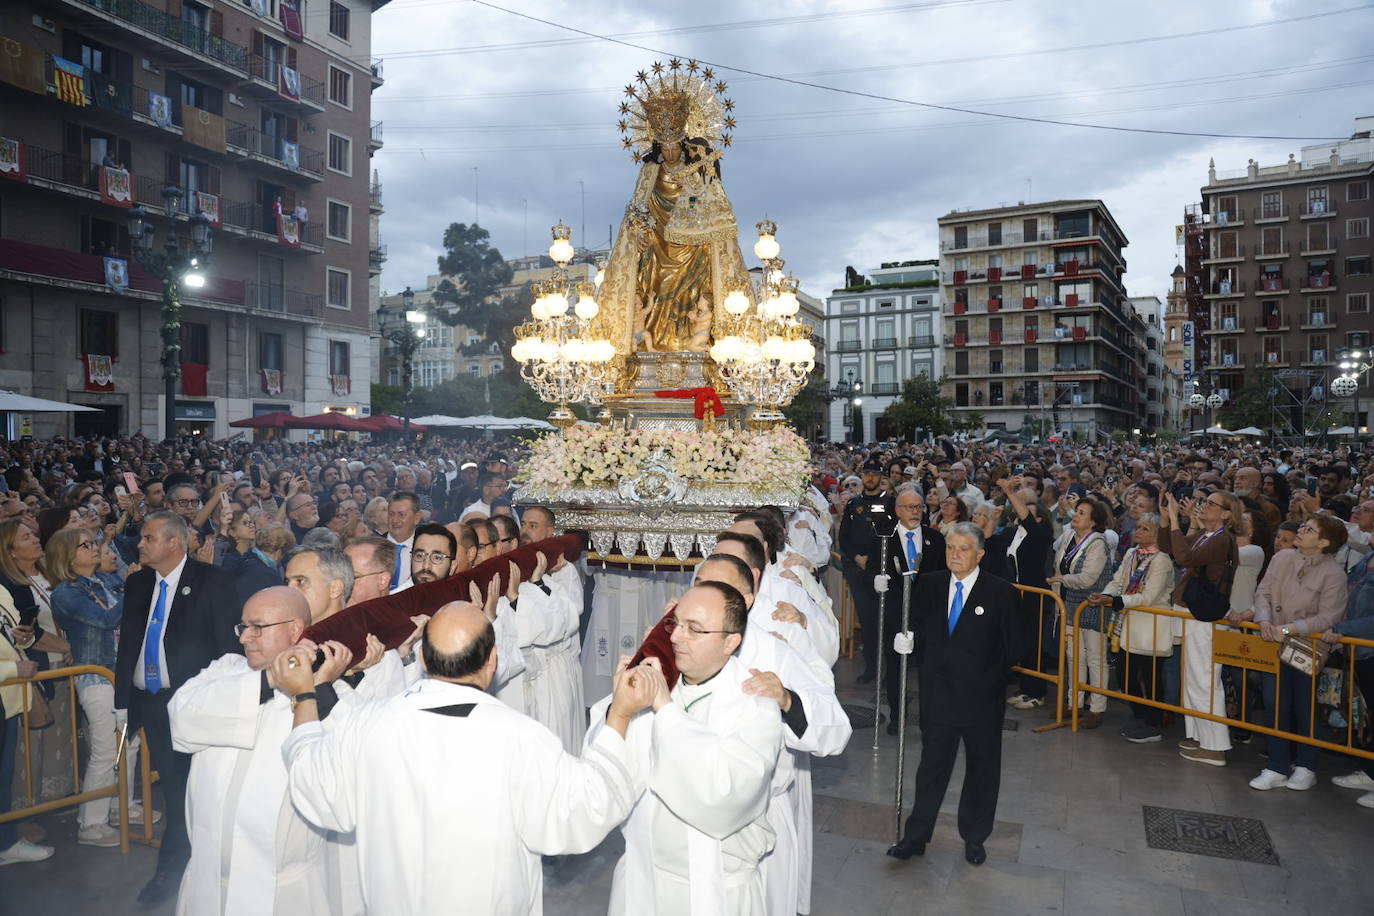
[1,588,29,718]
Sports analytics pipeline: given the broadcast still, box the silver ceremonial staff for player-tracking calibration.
[893,567,917,841]
[869,508,897,753]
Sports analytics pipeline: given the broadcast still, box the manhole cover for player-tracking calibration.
[843,703,876,729]
[1142,806,1279,866]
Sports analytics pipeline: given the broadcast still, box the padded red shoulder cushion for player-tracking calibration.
[628,606,681,688]
[303,534,583,658]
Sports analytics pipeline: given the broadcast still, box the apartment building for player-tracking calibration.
[1129,294,1181,432]
[0,0,387,438]
[824,259,943,443]
[1195,116,1374,428]
[937,200,1139,438]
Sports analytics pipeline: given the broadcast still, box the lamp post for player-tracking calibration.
[377,285,427,434]
[127,186,213,443]
[828,369,864,444]
[1336,346,1372,437]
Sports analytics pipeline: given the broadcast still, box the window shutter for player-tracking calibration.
[287,47,298,70]
[207,165,221,195]
[209,9,223,36]
[285,116,298,142]
[253,31,264,57]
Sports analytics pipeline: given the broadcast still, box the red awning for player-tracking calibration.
[283,412,371,431]
[228,411,295,429]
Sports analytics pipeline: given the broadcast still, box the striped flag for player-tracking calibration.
[53,57,87,107]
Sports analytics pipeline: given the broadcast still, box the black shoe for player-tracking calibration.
[1230,729,1252,745]
[857,670,877,685]
[137,871,180,906]
[964,842,987,865]
[886,838,925,860]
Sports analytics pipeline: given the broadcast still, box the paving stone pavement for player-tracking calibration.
[7,655,1372,914]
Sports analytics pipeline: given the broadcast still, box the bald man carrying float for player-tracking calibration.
[169,587,356,914]
[279,601,655,915]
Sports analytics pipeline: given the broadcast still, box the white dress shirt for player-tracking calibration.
[945,567,980,625]
[896,524,925,573]
[135,554,188,691]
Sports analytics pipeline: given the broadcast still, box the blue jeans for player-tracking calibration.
[1,715,17,850]
[1262,665,1318,773]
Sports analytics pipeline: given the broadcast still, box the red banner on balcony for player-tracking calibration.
[194,191,222,227]
[988,298,1001,311]
[1022,297,1036,309]
[277,213,301,248]
[1024,329,1038,343]
[954,332,967,346]
[952,270,967,284]
[1021,264,1036,279]
[330,375,351,396]
[989,331,1002,345]
[953,301,967,314]
[281,0,305,40]
[181,362,209,397]
[1065,293,1079,308]
[84,355,114,392]
[988,267,1001,282]
[1064,259,1080,276]
[0,138,23,181]
[99,166,134,208]
[261,368,283,395]
[1072,326,1087,341]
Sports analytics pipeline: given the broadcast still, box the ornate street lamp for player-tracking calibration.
[127,185,213,442]
[377,285,428,433]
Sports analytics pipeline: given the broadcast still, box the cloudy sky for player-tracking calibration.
[369,0,1374,312]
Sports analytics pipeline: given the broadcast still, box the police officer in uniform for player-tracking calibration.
[839,457,895,684]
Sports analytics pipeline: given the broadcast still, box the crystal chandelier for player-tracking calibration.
[709,220,816,427]
[511,224,619,428]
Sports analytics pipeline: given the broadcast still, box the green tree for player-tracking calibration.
[430,223,526,359]
[781,369,827,439]
[370,383,404,416]
[880,375,983,439]
[1218,370,1277,430]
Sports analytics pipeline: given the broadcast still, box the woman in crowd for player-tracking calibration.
[1088,513,1172,743]
[36,507,77,549]
[0,594,50,866]
[1240,515,1347,791]
[935,495,969,538]
[1261,471,1291,510]
[48,527,147,847]
[1161,488,1243,767]
[1049,497,1113,728]
[218,509,283,603]
[997,479,1057,712]
[0,518,74,802]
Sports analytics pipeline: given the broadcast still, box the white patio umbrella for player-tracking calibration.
[1233,426,1264,437]
[0,390,102,412]
[1204,426,1234,435]
[409,415,470,427]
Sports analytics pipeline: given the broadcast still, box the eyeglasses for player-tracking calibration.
[1205,499,1228,509]
[1297,523,1315,533]
[664,615,738,639]
[498,536,517,544]
[411,550,453,565]
[77,541,97,551]
[475,541,493,549]
[171,498,201,508]
[234,620,295,638]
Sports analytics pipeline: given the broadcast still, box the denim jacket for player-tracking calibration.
[1335,552,1374,660]
[51,572,124,687]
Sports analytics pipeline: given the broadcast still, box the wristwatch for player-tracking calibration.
[290,691,318,710]
[1280,626,1292,637]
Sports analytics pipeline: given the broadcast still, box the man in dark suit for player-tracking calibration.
[886,521,1021,866]
[115,511,242,905]
[876,485,946,735]
[838,458,894,683]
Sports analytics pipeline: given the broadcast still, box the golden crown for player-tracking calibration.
[617,59,736,163]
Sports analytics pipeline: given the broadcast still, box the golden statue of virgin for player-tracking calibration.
[594,60,756,354]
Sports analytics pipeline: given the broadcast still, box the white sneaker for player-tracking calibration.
[1006,694,1028,707]
[109,805,162,827]
[1286,767,1317,791]
[1249,769,1290,791]
[77,823,121,848]
[0,838,55,865]
[1332,771,1374,791]
[1358,792,1374,809]
[1012,696,1044,710]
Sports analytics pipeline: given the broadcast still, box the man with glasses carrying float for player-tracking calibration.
[113,511,242,906]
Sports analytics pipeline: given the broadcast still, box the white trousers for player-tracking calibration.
[75,681,139,827]
[1181,617,1232,752]
[1072,628,1108,713]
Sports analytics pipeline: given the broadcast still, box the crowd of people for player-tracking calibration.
[0,429,1370,914]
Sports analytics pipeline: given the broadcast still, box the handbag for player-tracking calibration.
[26,683,53,730]
[1278,634,1332,677]
[1181,532,1236,622]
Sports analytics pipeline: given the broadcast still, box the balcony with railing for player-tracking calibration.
[242,281,323,318]
[1300,237,1340,255]
[369,120,384,150]
[1300,200,1336,219]
[1256,274,1289,294]
[871,337,899,349]
[1301,271,1336,292]
[245,54,325,108]
[1259,349,1292,367]
[369,244,388,272]
[61,0,249,75]
[1304,348,1332,366]
[1203,243,1245,264]
[1209,207,1245,227]
[1301,311,1336,329]
[870,382,900,395]
[907,334,936,348]
[1254,239,1290,259]
[222,200,324,250]
[1259,310,1290,331]
[225,122,323,180]
[1204,315,1246,334]
[370,58,385,87]
[369,179,383,212]
[834,339,861,352]
[1255,203,1290,223]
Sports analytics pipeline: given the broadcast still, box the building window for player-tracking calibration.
[987,223,1002,246]
[1307,186,1329,214]
[1261,191,1283,218]
[328,66,352,107]
[326,200,351,241]
[876,299,894,310]
[329,340,350,376]
[954,382,969,407]
[80,309,118,358]
[1168,326,1178,341]
[1022,218,1038,241]
[328,0,350,39]
[840,300,859,314]
[327,133,351,175]
[1024,348,1038,372]
[1347,217,1369,239]
[180,322,209,364]
[386,367,400,386]
[326,267,350,309]
[258,331,283,370]
[1350,293,1370,313]
[1348,181,1369,202]
[1347,256,1371,276]
[468,363,480,376]
[953,227,968,249]
[913,360,932,378]
[954,351,968,375]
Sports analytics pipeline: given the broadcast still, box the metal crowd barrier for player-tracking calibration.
[0,664,160,852]
[1012,584,1070,732]
[1068,601,1374,760]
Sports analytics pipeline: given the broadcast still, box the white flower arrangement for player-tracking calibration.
[517,425,811,493]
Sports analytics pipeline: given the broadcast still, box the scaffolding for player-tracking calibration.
[1269,368,1332,440]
